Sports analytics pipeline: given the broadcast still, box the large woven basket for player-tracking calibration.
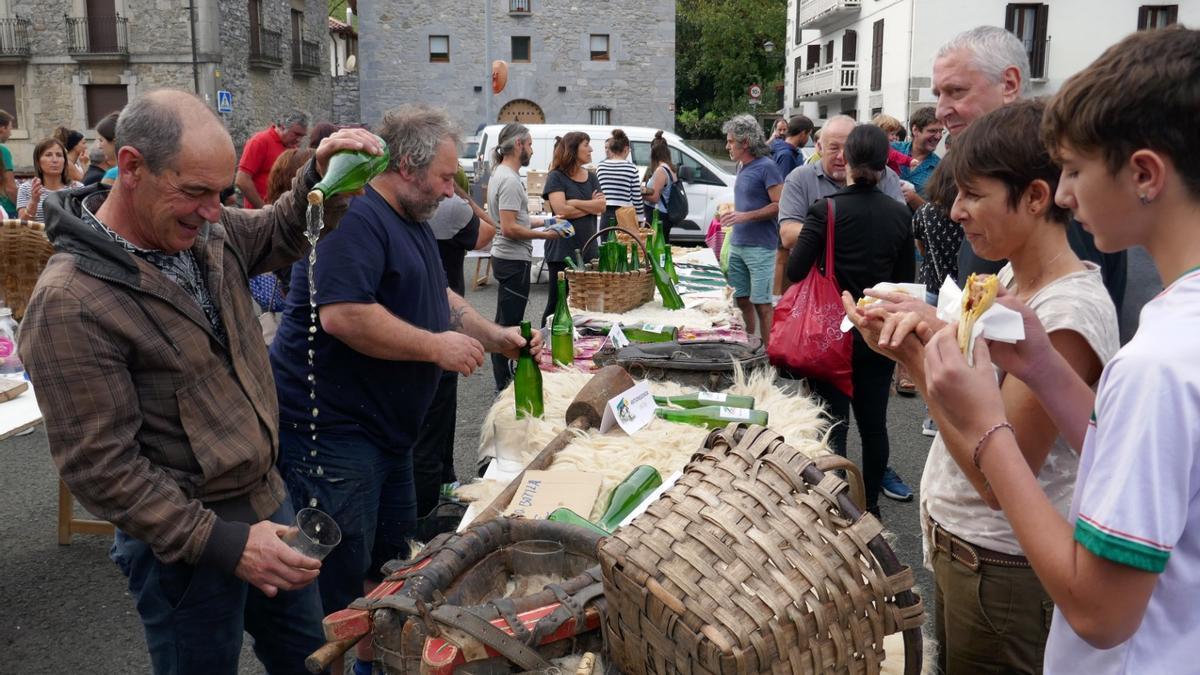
[566,225,655,314]
[0,219,53,321]
[599,424,925,675]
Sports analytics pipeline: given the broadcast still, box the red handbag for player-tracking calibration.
[767,198,854,396]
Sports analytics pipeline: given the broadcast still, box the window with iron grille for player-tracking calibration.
[429,35,449,62]
[510,0,531,13]
[590,107,610,126]
[85,84,127,129]
[589,34,609,61]
[512,36,530,62]
[871,20,884,91]
[1005,4,1049,79]
[1137,4,1178,29]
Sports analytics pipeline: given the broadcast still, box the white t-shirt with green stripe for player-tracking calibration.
[1045,266,1200,673]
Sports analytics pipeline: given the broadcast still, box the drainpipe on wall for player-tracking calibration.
[188,0,200,94]
[484,0,492,126]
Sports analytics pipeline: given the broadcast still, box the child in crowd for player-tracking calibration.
[921,26,1200,674]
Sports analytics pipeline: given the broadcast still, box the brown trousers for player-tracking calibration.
[932,548,1055,674]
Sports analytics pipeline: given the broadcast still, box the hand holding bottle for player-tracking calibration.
[314,128,386,179]
[494,324,542,361]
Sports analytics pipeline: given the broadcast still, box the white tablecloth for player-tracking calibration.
[0,376,42,441]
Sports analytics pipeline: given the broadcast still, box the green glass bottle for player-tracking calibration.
[551,273,574,367]
[598,465,663,531]
[307,134,391,205]
[649,211,667,271]
[547,507,611,536]
[513,321,544,419]
[629,243,641,270]
[653,391,756,410]
[654,405,769,430]
[646,211,684,309]
[664,243,679,284]
[622,323,678,343]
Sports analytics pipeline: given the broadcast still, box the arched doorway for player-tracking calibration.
[497,99,545,124]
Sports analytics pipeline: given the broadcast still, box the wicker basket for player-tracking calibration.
[565,225,656,314]
[599,424,925,675]
[0,219,53,321]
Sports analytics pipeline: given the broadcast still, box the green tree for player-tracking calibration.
[676,0,786,136]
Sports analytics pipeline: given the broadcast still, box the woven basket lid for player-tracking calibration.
[0,219,53,322]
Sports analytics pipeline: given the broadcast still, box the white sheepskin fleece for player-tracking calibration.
[471,364,830,521]
[574,290,740,330]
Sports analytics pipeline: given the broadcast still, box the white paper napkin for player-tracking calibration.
[840,282,928,332]
[935,276,1025,366]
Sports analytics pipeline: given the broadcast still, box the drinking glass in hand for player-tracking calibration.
[282,507,342,560]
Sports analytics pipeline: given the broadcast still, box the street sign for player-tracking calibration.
[217,90,233,114]
[748,83,763,99]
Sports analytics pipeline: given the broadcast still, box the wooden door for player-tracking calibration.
[86,0,118,52]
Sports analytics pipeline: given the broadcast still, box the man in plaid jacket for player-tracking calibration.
[19,89,380,674]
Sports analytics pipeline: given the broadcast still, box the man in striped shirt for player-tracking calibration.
[595,129,646,225]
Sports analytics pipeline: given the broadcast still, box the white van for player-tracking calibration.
[474,124,735,244]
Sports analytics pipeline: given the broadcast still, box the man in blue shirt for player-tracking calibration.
[720,114,784,339]
[770,115,814,178]
[891,106,943,207]
[271,104,541,621]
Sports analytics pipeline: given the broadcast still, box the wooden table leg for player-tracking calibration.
[57,478,115,544]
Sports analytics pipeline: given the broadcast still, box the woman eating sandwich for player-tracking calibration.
[843,99,1118,673]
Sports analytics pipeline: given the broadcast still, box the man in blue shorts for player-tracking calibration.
[719,114,783,339]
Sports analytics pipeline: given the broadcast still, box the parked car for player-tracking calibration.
[459,135,479,183]
[474,124,736,244]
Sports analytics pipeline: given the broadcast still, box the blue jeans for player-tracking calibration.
[278,426,416,616]
[109,501,326,675]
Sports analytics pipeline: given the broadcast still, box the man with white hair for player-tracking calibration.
[931,26,1126,308]
[719,114,784,338]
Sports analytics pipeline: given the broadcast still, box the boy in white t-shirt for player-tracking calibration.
[922,26,1200,673]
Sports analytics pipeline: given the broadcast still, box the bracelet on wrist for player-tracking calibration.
[973,421,1015,470]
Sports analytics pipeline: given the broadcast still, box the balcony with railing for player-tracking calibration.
[0,18,30,60]
[66,15,129,60]
[291,38,321,77]
[797,0,861,30]
[249,27,283,69]
[794,61,859,101]
[509,0,531,14]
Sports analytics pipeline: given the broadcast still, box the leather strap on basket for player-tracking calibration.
[429,604,555,670]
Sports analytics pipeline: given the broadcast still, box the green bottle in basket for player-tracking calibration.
[513,321,544,419]
[551,272,574,367]
[598,465,663,531]
[654,391,756,410]
[655,405,768,430]
[547,507,610,536]
[306,134,391,205]
[629,242,641,270]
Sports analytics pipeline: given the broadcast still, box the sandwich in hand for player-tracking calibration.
[958,274,999,356]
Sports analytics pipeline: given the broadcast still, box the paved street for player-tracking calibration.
[0,248,1160,672]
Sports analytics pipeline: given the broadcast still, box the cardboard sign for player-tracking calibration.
[504,470,603,520]
[607,323,630,349]
[599,381,657,435]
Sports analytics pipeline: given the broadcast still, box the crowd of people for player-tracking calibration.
[7,18,1198,675]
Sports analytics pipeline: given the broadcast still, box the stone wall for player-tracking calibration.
[331,73,359,125]
[0,0,332,169]
[216,0,332,150]
[360,0,675,135]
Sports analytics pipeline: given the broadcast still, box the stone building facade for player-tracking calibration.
[359,0,675,136]
[0,0,332,172]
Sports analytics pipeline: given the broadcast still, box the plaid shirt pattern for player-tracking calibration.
[18,167,345,572]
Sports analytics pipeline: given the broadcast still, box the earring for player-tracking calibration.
[1139,193,1152,205]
